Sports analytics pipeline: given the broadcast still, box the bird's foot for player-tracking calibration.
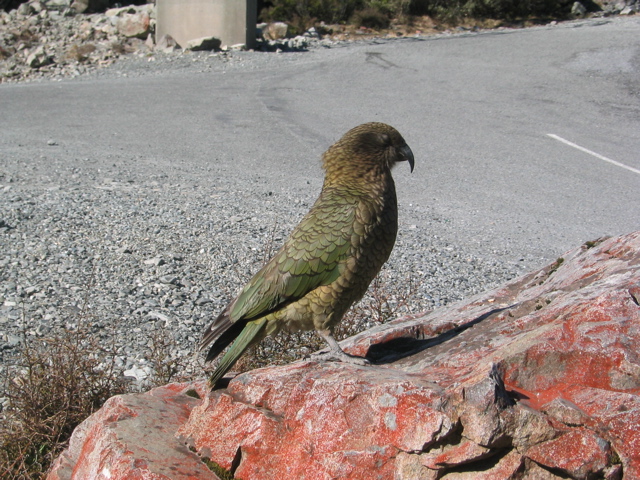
[311,349,371,366]
[311,330,371,365]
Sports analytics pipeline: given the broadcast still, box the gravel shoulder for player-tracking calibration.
[0,142,529,383]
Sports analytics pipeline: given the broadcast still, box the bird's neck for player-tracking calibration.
[323,167,394,199]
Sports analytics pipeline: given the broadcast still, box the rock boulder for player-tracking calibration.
[48,383,219,479]
[48,231,640,479]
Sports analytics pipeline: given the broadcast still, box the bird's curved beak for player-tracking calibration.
[400,144,415,172]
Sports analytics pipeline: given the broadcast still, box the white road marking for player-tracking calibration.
[547,133,640,176]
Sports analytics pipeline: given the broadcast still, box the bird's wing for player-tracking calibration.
[228,195,357,322]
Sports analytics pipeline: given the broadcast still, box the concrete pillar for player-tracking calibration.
[156,0,257,50]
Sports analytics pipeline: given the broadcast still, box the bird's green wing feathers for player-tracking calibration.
[229,195,356,322]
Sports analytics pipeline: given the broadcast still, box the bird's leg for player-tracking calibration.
[311,329,370,366]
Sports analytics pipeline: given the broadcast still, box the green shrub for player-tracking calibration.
[260,0,573,28]
[261,0,363,30]
[408,0,573,20]
[352,7,391,29]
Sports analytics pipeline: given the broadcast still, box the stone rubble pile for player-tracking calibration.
[0,2,158,81]
[0,1,327,83]
[592,0,640,15]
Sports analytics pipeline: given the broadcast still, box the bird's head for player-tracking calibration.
[322,123,414,183]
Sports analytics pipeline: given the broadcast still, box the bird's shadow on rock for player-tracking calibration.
[365,307,510,365]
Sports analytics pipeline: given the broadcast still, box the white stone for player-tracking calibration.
[185,36,221,51]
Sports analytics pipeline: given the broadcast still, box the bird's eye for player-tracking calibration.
[378,133,391,145]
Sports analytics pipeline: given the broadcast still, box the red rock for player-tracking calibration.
[48,382,218,480]
[525,428,611,478]
[541,398,590,427]
[179,364,453,479]
[562,387,640,478]
[48,232,640,479]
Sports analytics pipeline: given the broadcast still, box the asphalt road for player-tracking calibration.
[2,15,639,266]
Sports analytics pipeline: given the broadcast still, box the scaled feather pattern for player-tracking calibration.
[200,122,414,388]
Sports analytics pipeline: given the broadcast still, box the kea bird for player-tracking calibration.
[200,122,414,388]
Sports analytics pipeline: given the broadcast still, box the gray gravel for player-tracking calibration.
[0,140,531,385]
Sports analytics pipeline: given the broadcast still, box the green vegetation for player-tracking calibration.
[259,0,575,32]
[413,0,574,21]
[548,257,565,276]
[202,456,241,480]
[583,237,606,250]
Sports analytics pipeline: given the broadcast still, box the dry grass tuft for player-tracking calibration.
[0,325,128,479]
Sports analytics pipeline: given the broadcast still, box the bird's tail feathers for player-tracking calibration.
[204,320,247,362]
[200,307,233,351]
[209,318,268,389]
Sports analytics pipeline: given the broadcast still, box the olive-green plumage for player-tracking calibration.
[200,122,414,388]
